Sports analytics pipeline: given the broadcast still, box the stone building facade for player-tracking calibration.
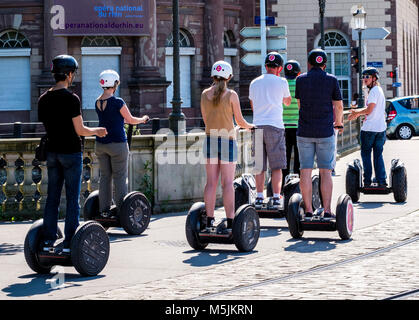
[272,0,418,104]
[0,0,272,125]
[0,0,417,126]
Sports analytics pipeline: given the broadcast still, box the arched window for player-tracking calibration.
[0,30,31,111]
[224,31,238,66]
[81,36,122,112]
[0,30,30,48]
[81,36,119,47]
[165,29,195,108]
[316,30,351,107]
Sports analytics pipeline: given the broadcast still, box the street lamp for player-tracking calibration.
[351,4,367,108]
[168,0,186,135]
[319,0,326,50]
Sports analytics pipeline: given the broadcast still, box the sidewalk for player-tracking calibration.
[74,208,419,300]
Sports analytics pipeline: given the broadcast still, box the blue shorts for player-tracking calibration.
[203,136,238,163]
[297,135,335,170]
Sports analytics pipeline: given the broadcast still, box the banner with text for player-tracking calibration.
[51,0,150,36]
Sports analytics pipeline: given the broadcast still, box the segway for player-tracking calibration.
[345,158,407,203]
[234,173,321,219]
[24,219,110,276]
[83,124,152,235]
[185,202,260,252]
[287,175,354,240]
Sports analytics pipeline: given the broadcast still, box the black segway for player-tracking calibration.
[24,219,110,276]
[83,124,152,235]
[345,158,407,203]
[287,174,354,240]
[234,173,321,219]
[185,202,260,252]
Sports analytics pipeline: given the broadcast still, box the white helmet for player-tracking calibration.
[99,69,120,88]
[211,61,233,80]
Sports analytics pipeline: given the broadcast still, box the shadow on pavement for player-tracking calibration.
[2,273,105,298]
[354,201,406,209]
[107,231,147,243]
[259,225,287,238]
[284,237,352,253]
[0,243,24,256]
[182,249,255,267]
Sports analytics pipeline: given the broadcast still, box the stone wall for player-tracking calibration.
[0,111,361,220]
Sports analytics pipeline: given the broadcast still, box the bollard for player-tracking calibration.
[152,118,161,134]
[13,122,22,138]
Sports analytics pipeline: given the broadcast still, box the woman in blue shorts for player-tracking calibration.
[201,61,254,232]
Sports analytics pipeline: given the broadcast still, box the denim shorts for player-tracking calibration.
[203,136,238,163]
[297,134,335,170]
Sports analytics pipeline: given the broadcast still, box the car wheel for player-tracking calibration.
[396,124,413,140]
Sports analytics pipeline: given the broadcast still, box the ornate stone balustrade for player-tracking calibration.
[0,112,360,220]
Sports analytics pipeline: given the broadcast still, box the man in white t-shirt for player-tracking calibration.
[249,52,291,209]
[348,67,387,186]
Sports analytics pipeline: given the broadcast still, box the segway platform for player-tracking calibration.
[346,158,407,203]
[185,202,260,252]
[253,198,286,218]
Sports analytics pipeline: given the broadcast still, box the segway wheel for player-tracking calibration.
[24,219,63,274]
[392,167,407,203]
[71,221,110,276]
[83,190,100,221]
[185,202,208,250]
[345,168,360,203]
[283,181,300,218]
[336,194,354,240]
[287,193,304,239]
[311,175,322,210]
[233,205,260,252]
[119,192,152,235]
[234,180,248,212]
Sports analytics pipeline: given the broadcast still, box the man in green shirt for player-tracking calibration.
[283,60,301,181]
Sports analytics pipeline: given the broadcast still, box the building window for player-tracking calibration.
[81,36,122,112]
[165,29,195,108]
[316,31,351,107]
[81,36,119,47]
[0,30,31,111]
[224,31,237,66]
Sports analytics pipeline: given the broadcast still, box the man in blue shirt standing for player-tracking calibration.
[295,49,344,217]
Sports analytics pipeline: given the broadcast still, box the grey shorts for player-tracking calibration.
[252,125,287,173]
[297,135,335,170]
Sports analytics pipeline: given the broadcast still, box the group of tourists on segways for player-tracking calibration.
[187,47,357,252]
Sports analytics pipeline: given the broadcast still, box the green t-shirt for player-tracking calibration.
[283,79,299,128]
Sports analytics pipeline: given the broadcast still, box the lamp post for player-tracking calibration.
[351,5,367,108]
[168,0,186,135]
[319,0,326,50]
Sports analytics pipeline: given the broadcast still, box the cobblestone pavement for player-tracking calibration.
[75,209,419,300]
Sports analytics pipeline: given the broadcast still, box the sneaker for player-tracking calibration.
[378,181,388,188]
[271,196,283,209]
[304,212,313,218]
[254,197,264,209]
[323,212,335,219]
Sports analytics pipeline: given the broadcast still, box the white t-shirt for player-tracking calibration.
[249,73,291,129]
[361,85,387,132]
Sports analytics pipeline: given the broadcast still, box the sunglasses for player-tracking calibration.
[362,75,372,79]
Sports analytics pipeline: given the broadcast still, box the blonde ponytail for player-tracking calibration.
[212,77,227,106]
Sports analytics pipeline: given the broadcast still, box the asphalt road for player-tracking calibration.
[0,137,418,300]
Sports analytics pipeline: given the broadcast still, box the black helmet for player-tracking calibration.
[265,52,284,68]
[51,55,78,74]
[284,60,301,79]
[308,48,327,67]
[362,67,379,79]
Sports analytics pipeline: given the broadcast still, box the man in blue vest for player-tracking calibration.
[295,48,344,217]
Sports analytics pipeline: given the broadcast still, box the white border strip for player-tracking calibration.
[81,47,122,55]
[0,48,31,57]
